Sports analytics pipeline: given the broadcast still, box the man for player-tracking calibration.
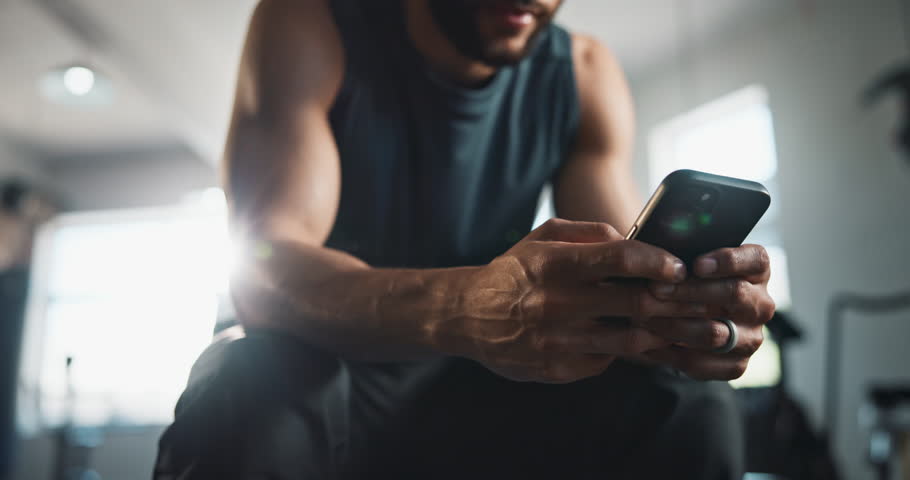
[155,0,775,478]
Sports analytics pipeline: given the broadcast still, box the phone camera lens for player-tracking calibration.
[689,186,719,212]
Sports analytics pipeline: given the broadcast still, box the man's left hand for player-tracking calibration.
[636,244,776,380]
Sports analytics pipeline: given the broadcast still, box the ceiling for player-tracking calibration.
[0,0,790,165]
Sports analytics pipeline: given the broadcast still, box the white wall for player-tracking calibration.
[46,145,217,211]
[0,139,47,185]
[627,1,910,479]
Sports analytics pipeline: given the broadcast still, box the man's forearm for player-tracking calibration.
[230,236,481,362]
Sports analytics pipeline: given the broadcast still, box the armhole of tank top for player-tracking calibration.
[559,29,583,174]
[326,0,355,115]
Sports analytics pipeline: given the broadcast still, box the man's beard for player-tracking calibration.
[427,0,555,67]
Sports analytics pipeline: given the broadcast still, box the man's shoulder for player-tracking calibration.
[569,33,622,79]
[244,0,345,109]
[253,0,328,20]
[568,32,628,102]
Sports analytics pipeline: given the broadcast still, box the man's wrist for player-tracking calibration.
[415,265,495,359]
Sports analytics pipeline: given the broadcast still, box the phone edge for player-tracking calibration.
[626,183,667,240]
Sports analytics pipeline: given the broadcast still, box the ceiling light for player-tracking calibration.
[62,66,95,96]
[40,63,113,107]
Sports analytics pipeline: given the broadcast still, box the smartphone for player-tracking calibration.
[626,169,771,267]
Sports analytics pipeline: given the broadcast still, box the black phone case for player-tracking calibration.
[632,169,771,266]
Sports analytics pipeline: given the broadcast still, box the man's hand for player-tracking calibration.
[433,218,709,384]
[638,245,776,380]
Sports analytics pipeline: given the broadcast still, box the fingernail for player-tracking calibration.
[654,283,676,298]
[696,257,717,276]
[673,261,686,282]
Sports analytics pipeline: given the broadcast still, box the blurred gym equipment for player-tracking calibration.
[827,291,910,480]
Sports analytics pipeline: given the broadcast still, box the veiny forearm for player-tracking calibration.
[230,236,481,362]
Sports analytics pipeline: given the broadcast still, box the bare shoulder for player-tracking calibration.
[565,32,635,156]
[249,0,334,41]
[570,33,626,99]
[242,0,344,110]
[251,0,333,29]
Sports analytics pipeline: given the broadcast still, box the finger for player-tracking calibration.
[572,284,709,319]
[638,317,732,351]
[644,322,764,355]
[693,244,771,282]
[546,324,671,356]
[644,347,751,381]
[526,218,624,243]
[557,240,686,283]
[651,278,752,306]
[649,280,776,326]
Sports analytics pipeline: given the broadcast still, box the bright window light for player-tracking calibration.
[764,245,792,311]
[19,203,231,429]
[729,326,782,389]
[649,85,778,190]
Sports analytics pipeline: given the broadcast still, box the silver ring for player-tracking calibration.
[713,318,738,354]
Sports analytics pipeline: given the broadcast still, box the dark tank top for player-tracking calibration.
[325,2,578,267]
[323,1,583,476]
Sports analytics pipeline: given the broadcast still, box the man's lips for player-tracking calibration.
[486,3,540,29]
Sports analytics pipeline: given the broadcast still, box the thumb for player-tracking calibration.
[527,218,623,244]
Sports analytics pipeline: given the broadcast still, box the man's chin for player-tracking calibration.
[477,41,536,66]
[478,52,526,67]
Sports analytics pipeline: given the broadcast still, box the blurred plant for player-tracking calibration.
[863,62,910,167]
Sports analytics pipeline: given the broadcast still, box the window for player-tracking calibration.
[650,85,790,388]
[648,86,779,190]
[18,193,232,429]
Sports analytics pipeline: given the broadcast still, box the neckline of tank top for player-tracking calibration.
[381,1,553,103]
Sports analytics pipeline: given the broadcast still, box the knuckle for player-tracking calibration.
[760,297,777,324]
[522,253,547,281]
[532,219,562,239]
[726,360,750,380]
[730,279,751,303]
[599,223,621,240]
[542,218,562,232]
[755,246,771,271]
[742,330,764,356]
[718,248,738,267]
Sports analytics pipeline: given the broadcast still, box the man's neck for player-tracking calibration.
[403,0,496,88]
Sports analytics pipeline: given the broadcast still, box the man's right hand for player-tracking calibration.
[433,218,706,384]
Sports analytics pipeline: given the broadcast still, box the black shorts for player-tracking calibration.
[154,329,743,480]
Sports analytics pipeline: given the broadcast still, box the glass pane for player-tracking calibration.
[29,209,227,427]
[670,102,778,183]
[649,85,779,190]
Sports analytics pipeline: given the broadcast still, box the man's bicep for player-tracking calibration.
[227,109,341,245]
[554,35,640,232]
[225,0,344,246]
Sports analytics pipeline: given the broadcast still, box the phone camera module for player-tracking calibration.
[689,186,719,212]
